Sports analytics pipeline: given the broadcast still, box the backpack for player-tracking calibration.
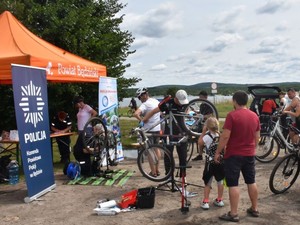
[205,132,223,164]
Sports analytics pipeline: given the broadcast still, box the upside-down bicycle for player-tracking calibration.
[131,97,219,182]
[81,116,119,175]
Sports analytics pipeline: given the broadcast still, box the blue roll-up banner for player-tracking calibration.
[99,77,124,162]
[12,64,56,203]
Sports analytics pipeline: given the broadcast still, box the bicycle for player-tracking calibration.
[269,145,300,194]
[256,112,292,163]
[186,136,200,163]
[131,97,218,182]
[82,116,118,174]
[127,108,135,118]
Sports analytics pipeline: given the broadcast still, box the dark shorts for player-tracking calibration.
[224,156,256,187]
[147,131,160,144]
[202,162,225,184]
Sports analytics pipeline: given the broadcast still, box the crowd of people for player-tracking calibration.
[130,86,299,222]
[51,86,298,223]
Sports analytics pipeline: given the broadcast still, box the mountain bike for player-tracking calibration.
[269,148,300,194]
[256,112,292,163]
[127,108,135,118]
[82,116,118,173]
[131,97,218,182]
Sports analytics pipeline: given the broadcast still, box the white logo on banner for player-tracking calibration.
[18,81,45,128]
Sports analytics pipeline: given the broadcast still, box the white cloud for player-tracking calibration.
[206,33,243,52]
[119,0,300,87]
[211,5,246,33]
[249,36,288,54]
[256,0,291,14]
[150,64,167,71]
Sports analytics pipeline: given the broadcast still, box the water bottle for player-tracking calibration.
[8,160,19,185]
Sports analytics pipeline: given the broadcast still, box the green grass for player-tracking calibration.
[215,100,233,118]
[2,101,232,182]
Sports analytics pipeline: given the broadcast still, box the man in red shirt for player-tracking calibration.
[261,98,277,115]
[214,90,260,222]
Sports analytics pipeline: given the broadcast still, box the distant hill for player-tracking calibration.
[126,82,300,97]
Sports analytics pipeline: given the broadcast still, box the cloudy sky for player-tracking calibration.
[118,0,300,88]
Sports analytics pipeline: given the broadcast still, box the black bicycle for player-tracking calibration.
[82,116,118,172]
[269,149,300,194]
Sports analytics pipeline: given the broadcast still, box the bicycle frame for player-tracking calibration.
[268,114,295,153]
[135,110,190,146]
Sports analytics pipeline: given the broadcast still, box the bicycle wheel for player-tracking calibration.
[82,117,108,149]
[186,136,197,163]
[127,109,133,118]
[106,131,119,166]
[182,98,219,137]
[137,144,174,182]
[269,153,300,194]
[255,134,280,163]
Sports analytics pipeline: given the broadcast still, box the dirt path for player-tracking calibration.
[1,156,300,225]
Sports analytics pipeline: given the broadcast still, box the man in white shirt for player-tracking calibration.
[134,87,161,177]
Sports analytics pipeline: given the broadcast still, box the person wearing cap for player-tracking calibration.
[51,111,72,164]
[141,89,189,178]
[134,87,161,177]
[73,96,98,133]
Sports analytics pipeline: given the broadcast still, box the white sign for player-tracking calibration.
[211,82,217,90]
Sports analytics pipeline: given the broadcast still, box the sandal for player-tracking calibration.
[247,207,259,217]
[148,172,157,177]
[156,171,161,176]
[219,211,239,222]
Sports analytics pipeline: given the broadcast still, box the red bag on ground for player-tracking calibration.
[118,189,138,209]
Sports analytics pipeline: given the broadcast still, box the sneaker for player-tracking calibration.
[201,202,209,210]
[247,207,259,217]
[213,199,224,207]
[192,154,203,161]
[219,211,239,222]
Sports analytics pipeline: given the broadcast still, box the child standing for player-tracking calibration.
[198,117,225,210]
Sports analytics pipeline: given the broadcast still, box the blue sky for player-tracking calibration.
[119,0,300,88]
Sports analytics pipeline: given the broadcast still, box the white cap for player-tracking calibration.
[175,90,189,105]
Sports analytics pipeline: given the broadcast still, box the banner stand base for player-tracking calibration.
[24,183,56,203]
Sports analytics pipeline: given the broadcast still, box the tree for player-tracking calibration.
[0,0,140,130]
[0,0,140,97]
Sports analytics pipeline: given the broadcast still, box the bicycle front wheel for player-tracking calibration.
[182,98,219,137]
[137,144,174,182]
[82,117,108,149]
[255,134,280,163]
[269,153,300,194]
[127,109,133,118]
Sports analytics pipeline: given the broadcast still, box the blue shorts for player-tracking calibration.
[224,156,256,187]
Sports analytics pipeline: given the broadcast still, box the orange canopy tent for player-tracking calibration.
[0,11,106,84]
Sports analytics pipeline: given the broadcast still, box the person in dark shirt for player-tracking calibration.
[129,97,137,111]
[73,124,106,177]
[51,111,72,164]
[141,90,189,178]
